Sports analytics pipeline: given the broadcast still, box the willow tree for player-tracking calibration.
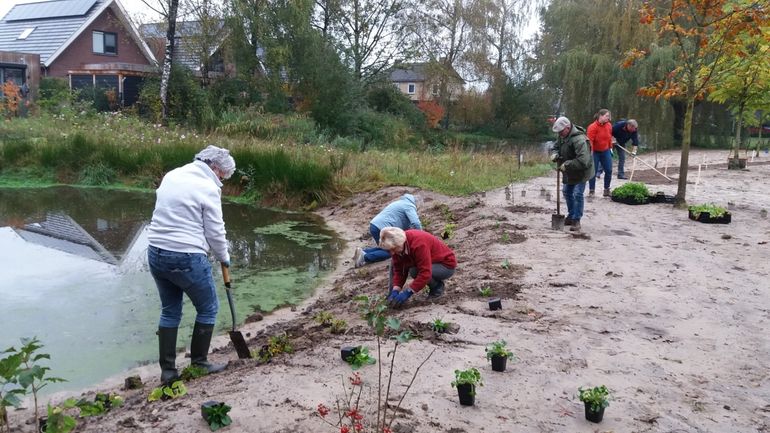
[707,26,770,161]
[626,0,769,206]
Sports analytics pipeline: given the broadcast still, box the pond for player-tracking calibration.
[0,186,342,394]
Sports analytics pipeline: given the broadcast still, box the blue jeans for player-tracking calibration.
[562,182,586,221]
[589,150,612,191]
[362,223,391,263]
[148,246,219,328]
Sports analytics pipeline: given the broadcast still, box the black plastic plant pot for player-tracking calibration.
[490,355,507,372]
[584,402,605,423]
[201,400,222,422]
[38,417,47,433]
[124,375,143,390]
[456,383,475,406]
[688,210,731,224]
[340,346,359,362]
[610,195,649,205]
[649,192,676,204]
[488,298,502,311]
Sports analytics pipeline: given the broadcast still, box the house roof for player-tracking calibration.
[140,20,228,72]
[0,0,156,67]
[389,62,464,83]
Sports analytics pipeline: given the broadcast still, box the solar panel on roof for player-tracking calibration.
[4,0,99,22]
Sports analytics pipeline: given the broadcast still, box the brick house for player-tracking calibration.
[0,0,157,106]
[389,62,464,102]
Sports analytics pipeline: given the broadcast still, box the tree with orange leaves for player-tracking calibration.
[1,81,22,119]
[417,100,446,129]
[625,0,769,206]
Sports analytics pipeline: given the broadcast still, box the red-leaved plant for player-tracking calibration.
[316,296,434,432]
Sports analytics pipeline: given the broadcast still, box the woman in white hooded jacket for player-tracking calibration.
[147,145,235,384]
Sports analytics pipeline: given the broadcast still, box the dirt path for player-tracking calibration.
[9,150,770,433]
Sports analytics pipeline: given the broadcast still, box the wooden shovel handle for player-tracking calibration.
[221,263,231,288]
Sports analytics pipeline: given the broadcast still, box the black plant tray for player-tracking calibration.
[688,210,731,224]
[611,195,649,205]
[649,192,676,204]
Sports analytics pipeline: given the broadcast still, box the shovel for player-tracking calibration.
[551,169,565,230]
[221,264,252,359]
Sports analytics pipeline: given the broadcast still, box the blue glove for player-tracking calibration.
[391,289,413,307]
[386,289,399,302]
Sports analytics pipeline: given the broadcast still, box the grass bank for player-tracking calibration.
[0,112,551,207]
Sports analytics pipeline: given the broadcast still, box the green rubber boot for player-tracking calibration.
[190,322,226,374]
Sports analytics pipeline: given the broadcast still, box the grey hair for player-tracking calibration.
[379,226,406,250]
[195,145,236,179]
[627,119,638,128]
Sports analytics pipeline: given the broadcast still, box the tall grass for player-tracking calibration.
[0,112,552,206]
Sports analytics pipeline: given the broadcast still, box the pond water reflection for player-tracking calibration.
[0,186,341,393]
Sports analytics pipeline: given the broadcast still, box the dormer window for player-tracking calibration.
[92,31,117,55]
[17,28,35,40]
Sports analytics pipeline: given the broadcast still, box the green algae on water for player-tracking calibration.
[253,221,332,249]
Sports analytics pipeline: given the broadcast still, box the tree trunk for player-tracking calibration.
[674,97,695,208]
[670,99,686,147]
[160,0,180,122]
[732,105,744,159]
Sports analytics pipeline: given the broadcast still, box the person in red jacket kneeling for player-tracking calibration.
[379,227,457,307]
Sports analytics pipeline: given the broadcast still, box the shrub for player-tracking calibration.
[417,100,445,129]
[610,182,650,202]
[38,78,72,114]
[365,84,425,128]
[79,163,117,185]
[688,203,727,218]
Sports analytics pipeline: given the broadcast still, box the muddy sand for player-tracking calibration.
[8,149,770,433]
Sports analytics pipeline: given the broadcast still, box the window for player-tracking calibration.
[18,28,35,40]
[407,83,415,94]
[92,31,117,55]
[432,84,440,96]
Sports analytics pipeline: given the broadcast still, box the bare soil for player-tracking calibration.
[9,149,770,433]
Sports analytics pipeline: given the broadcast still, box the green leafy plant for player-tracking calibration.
[610,182,650,202]
[329,319,347,335]
[313,311,335,326]
[148,380,187,402]
[202,402,232,431]
[485,340,514,360]
[431,318,449,333]
[13,338,66,432]
[0,348,23,433]
[76,392,123,417]
[180,365,209,381]
[344,346,376,370]
[501,259,510,270]
[256,333,294,363]
[688,203,728,218]
[479,286,493,297]
[578,385,611,412]
[500,232,510,243]
[451,368,483,391]
[44,399,78,433]
[441,222,457,239]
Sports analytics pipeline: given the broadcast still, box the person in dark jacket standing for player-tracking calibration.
[379,227,457,306]
[147,145,235,384]
[551,117,594,232]
[612,119,639,179]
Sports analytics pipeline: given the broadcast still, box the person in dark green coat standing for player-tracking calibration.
[551,116,594,232]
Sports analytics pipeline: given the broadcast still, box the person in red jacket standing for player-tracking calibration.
[379,227,457,306]
[587,108,614,197]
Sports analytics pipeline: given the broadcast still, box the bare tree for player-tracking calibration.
[141,0,180,121]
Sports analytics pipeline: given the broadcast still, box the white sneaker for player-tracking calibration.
[353,248,365,268]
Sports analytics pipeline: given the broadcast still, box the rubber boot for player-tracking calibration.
[427,280,445,298]
[190,322,226,374]
[157,327,179,385]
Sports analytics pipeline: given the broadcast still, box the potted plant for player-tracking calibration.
[578,385,610,423]
[488,298,502,311]
[688,203,731,224]
[485,340,515,372]
[451,368,482,406]
[610,182,650,205]
[201,400,232,431]
[343,346,376,370]
[340,346,360,362]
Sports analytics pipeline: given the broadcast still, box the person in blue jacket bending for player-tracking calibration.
[353,193,421,268]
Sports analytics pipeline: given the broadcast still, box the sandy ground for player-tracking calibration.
[8,149,770,433]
